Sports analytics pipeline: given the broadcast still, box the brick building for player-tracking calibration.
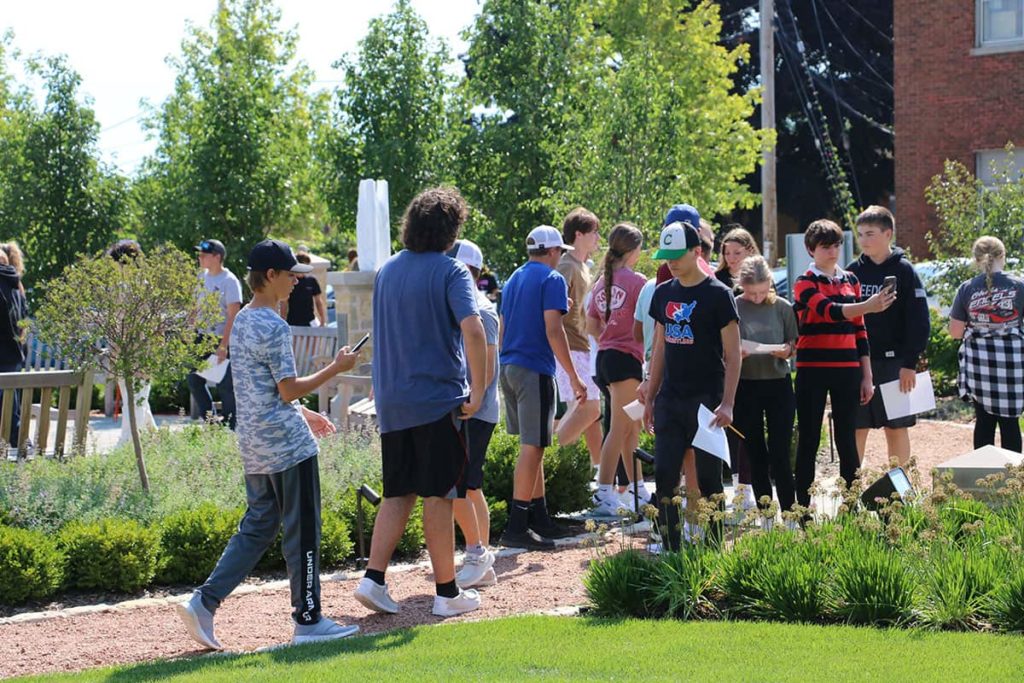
[894,0,1024,256]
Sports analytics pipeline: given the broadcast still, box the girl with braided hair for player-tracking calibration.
[586,223,650,514]
[950,236,1024,452]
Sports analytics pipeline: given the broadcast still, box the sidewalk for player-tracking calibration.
[17,413,194,457]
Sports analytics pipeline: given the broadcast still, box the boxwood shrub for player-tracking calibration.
[0,525,65,605]
[58,518,161,592]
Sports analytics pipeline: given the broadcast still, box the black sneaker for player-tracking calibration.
[498,528,555,550]
[529,520,578,539]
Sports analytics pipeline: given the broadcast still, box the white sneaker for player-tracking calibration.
[456,549,495,588]
[432,588,481,617]
[292,617,359,645]
[175,591,222,650]
[460,566,497,588]
[353,577,399,614]
[624,483,652,511]
[590,496,624,518]
[742,485,758,511]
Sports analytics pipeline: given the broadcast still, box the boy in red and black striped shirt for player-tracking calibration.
[792,220,894,511]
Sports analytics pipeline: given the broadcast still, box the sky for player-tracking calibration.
[1,0,481,175]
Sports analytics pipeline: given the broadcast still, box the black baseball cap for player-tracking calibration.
[194,239,226,257]
[247,239,314,273]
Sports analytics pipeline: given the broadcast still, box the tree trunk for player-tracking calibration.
[125,380,150,493]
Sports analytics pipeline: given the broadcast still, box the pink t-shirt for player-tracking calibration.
[587,267,647,363]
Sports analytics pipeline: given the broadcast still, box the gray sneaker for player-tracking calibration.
[175,591,222,650]
[292,617,360,645]
[353,577,400,614]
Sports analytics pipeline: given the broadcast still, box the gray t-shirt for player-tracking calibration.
[736,296,798,380]
[473,291,500,424]
[229,306,317,475]
[950,272,1024,334]
[201,269,243,336]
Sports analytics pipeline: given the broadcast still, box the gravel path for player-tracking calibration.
[0,419,982,679]
[0,542,609,679]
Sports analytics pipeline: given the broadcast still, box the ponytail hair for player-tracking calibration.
[972,235,1006,291]
[600,223,644,322]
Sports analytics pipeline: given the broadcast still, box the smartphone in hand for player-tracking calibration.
[351,333,370,353]
[883,275,897,295]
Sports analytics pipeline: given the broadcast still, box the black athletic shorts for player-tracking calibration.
[465,418,496,490]
[596,349,643,386]
[855,357,918,430]
[381,409,469,499]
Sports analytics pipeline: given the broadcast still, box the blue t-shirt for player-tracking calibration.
[373,250,480,433]
[229,306,317,475]
[499,260,569,376]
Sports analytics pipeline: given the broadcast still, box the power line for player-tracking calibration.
[100,111,143,133]
[836,0,892,45]
[776,2,857,223]
[810,0,861,206]
[817,0,893,93]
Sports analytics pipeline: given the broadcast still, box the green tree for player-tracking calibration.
[458,0,599,272]
[135,0,324,275]
[324,0,459,241]
[0,54,127,291]
[459,0,771,272]
[924,145,1024,306]
[32,247,219,492]
[555,0,770,237]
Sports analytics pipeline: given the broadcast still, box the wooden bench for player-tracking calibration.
[0,368,94,458]
[190,325,345,420]
[23,330,115,417]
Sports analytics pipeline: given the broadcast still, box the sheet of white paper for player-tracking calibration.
[622,399,644,422]
[197,354,229,384]
[693,404,731,466]
[741,339,788,355]
[879,371,936,420]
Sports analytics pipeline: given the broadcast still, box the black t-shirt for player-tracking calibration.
[286,276,322,326]
[649,276,739,400]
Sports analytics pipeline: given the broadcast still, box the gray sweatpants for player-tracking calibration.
[199,455,323,625]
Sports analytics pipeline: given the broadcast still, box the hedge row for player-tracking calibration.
[585,496,1024,634]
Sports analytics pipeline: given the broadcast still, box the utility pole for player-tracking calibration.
[760,0,778,266]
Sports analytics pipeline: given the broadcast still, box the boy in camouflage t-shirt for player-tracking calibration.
[176,240,361,648]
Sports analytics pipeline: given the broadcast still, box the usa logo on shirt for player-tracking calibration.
[664,301,696,345]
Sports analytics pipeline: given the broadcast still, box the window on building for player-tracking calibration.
[977,148,1023,189]
[978,0,1024,48]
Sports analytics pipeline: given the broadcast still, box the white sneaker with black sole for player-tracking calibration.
[432,588,481,617]
[353,577,400,614]
[292,617,359,645]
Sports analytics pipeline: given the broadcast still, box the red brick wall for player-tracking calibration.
[894,0,1024,258]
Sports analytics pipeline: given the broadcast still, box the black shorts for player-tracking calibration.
[855,357,917,430]
[465,418,496,490]
[596,349,643,387]
[381,409,469,499]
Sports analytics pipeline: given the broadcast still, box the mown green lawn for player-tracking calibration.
[22,615,1024,682]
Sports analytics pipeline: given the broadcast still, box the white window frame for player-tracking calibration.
[974,0,1024,55]
[976,148,1023,189]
